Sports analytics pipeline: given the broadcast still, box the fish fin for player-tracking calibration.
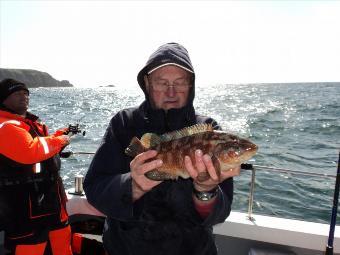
[145,170,178,181]
[140,133,162,148]
[211,155,221,179]
[160,123,214,142]
[125,137,146,157]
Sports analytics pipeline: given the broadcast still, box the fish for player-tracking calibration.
[125,123,258,181]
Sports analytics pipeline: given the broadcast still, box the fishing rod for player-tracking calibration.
[325,151,340,255]
[60,151,94,158]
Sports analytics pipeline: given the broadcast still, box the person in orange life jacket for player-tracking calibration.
[84,42,241,255]
[0,78,73,255]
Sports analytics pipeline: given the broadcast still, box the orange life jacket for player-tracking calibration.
[0,109,68,240]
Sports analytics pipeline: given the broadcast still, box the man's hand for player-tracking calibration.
[184,149,240,192]
[59,135,71,146]
[130,150,163,201]
[53,127,69,136]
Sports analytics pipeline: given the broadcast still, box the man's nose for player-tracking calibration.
[166,85,176,96]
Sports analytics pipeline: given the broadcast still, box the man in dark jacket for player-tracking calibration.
[84,42,240,255]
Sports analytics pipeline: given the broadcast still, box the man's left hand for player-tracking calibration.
[184,149,240,192]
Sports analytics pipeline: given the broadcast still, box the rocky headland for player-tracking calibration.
[0,68,73,87]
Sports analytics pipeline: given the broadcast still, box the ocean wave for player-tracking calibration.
[28,83,339,224]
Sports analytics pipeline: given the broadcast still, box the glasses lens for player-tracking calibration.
[151,80,190,92]
[174,84,190,92]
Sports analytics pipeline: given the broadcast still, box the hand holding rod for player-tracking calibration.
[64,124,86,136]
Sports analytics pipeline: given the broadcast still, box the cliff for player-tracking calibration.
[0,68,73,87]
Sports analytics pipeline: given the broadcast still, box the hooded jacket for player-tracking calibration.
[84,43,233,255]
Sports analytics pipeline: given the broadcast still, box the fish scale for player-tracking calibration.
[125,124,258,181]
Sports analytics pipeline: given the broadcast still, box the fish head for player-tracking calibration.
[214,133,258,168]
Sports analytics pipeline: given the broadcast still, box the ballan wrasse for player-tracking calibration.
[125,124,258,181]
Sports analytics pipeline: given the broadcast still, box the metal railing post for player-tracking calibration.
[247,167,256,221]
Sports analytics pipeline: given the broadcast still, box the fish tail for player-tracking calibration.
[125,137,146,157]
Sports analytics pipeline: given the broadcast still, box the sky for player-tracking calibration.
[1,0,340,88]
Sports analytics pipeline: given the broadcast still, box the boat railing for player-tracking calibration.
[63,151,337,221]
[240,163,336,221]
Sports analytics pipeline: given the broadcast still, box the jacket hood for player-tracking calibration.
[137,42,196,104]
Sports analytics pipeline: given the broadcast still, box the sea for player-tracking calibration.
[28,82,340,224]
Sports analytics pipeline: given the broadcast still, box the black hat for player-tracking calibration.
[0,78,29,104]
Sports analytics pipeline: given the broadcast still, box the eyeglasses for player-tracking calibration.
[149,78,192,93]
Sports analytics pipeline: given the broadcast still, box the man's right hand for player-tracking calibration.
[130,150,163,202]
[53,127,69,136]
[59,135,71,146]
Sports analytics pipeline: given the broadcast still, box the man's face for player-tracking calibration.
[145,65,192,111]
[3,90,29,116]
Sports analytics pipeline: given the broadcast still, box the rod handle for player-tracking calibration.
[325,245,333,255]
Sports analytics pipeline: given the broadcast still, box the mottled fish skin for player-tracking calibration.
[125,124,258,181]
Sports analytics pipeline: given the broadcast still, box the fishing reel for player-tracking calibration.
[65,124,86,136]
[60,124,86,158]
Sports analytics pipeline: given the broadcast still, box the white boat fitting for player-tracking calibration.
[213,162,340,255]
[214,211,340,255]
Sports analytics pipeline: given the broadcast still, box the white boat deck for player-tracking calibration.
[214,211,340,255]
